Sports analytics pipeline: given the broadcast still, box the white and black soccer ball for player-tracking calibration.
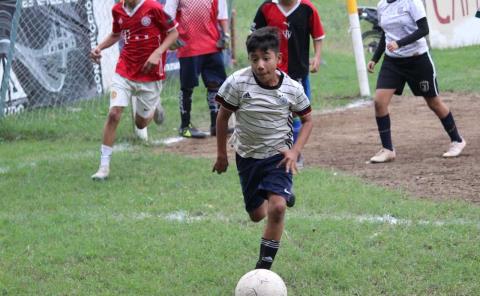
[235,269,287,296]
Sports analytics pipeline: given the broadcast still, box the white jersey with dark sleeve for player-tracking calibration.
[377,0,428,57]
[216,67,311,159]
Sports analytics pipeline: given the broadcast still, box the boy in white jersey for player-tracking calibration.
[213,27,313,270]
[367,0,466,163]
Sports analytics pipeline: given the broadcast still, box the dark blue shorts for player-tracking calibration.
[179,52,227,89]
[236,153,293,213]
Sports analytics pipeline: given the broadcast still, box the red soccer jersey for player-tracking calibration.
[112,0,177,82]
[164,0,228,58]
[252,0,325,80]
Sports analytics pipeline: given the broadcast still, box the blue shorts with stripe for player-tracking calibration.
[377,52,439,97]
[179,52,227,89]
[236,153,293,213]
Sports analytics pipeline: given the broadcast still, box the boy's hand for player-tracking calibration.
[142,53,161,74]
[309,57,321,73]
[367,61,376,73]
[278,149,299,175]
[213,155,229,174]
[90,48,102,64]
[387,41,399,52]
[216,32,231,49]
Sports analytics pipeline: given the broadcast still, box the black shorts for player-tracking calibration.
[376,52,439,97]
[236,153,293,213]
[179,52,227,89]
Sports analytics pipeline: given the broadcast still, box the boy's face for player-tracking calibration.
[123,0,139,8]
[248,49,281,84]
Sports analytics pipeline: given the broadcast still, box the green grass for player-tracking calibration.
[0,144,479,295]
[1,1,480,294]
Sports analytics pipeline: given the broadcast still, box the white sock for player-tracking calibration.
[100,144,113,167]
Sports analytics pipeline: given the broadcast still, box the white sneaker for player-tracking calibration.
[442,138,466,158]
[91,165,110,180]
[370,148,396,163]
[153,104,165,125]
[134,126,148,142]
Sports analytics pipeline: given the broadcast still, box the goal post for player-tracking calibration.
[346,0,370,98]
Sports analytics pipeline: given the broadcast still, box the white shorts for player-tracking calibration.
[110,73,163,119]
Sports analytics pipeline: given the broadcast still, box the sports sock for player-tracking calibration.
[179,88,193,128]
[376,114,393,151]
[440,112,462,143]
[255,238,280,270]
[100,144,113,167]
[207,89,219,128]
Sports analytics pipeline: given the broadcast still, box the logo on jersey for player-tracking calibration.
[242,92,252,99]
[420,81,430,93]
[283,29,292,40]
[141,16,152,27]
[111,91,117,99]
[277,93,288,105]
[118,18,123,25]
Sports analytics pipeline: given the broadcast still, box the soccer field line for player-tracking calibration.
[118,210,480,229]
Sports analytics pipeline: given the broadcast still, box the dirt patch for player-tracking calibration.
[162,93,480,203]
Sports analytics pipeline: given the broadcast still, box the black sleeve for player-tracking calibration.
[371,31,386,63]
[251,6,267,31]
[396,17,429,47]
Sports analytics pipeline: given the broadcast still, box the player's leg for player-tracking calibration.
[201,52,228,136]
[370,56,404,163]
[255,193,286,270]
[178,56,207,138]
[407,53,466,157]
[133,80,164,135]
[293,75,311,168]
[92,74,130,180]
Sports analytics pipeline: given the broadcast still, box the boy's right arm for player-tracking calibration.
[212,106,233,174]
[90,33,121,64]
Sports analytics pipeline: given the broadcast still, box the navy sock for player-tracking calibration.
[376,114,393,151]
[255,238,280,270]
[207,89,219,128]
[179,88,193,128]
[440,112,462,143]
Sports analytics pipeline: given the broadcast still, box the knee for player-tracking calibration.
[249,212,265,223]
[374,100,386,114]
[206,82,220,92]
[107,109,122,124]
[268,202,286,221]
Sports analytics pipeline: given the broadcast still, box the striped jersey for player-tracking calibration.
[251,0,325,80]
[216,67,311,159]
[377,0,429,57]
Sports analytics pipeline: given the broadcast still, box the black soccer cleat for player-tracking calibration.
[179,124,208,139]
[286,193,296,208]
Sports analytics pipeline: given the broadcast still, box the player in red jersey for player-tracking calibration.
[252,0,325,167]
[90,0,178,180]
[165,0,230,138]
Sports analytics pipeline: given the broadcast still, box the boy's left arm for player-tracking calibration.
[280,113,313,174]
[310,39,322,73]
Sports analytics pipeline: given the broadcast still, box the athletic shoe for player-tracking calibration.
[442,138,466,158]
[135,126,148,142]
[209,126,234,137]
[370,148,396,163]
[179,124,208,139]
[153,104,165,125]
[91,165,109,181]
[286,193,296,208]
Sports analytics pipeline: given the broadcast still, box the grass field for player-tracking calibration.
[1,0,480,295]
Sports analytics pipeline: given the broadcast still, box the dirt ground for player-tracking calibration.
[163,93,480,203]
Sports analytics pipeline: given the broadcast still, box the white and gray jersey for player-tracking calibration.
[216,67,311,159]
[377,0,429,57]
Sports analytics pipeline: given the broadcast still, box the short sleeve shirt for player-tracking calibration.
[377,0,428,57]
[112,0,177,82]
[216,67,312,159]
[164,0,228,58]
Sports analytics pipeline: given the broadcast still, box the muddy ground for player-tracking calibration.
[162,93,480,203]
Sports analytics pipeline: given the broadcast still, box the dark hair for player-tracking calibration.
[246,27,280,54]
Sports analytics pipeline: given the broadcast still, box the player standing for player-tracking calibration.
[213,27,313,270]
[367,0,466,163]
[90,0,178,180]
[251,0,324,166]
[164,0,230,138]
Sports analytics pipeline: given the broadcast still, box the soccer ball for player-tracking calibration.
[235,269,287,296]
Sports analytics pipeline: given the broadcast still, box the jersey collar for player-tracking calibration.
[122,0,146,17]
[274,0,302,17]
